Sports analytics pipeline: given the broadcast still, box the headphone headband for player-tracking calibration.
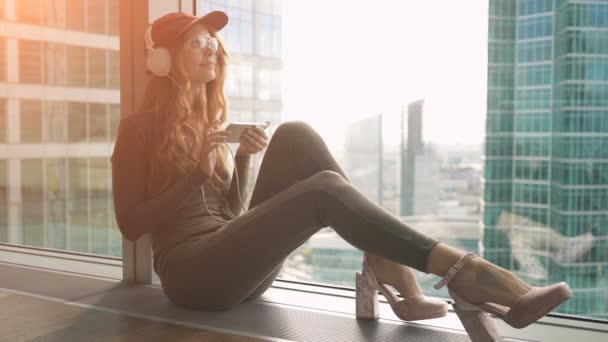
[144,25,154,50]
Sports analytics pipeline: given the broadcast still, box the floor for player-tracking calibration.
[0,289,269,342]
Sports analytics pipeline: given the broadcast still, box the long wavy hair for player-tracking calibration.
[138,27,232,196]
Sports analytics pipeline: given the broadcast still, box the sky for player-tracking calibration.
[280,0,489,151]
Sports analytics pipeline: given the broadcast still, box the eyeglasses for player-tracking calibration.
[184,35,219,54]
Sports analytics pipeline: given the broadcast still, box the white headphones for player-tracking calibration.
[144,25,172,77]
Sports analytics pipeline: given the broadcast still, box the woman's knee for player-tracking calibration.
[273,120,316,143]
[307,170,348,190]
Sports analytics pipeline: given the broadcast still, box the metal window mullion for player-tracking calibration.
[87,158,91,253]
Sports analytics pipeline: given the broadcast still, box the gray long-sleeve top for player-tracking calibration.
[111,112,251,256]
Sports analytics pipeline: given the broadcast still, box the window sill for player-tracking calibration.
[0,246,606,341]
[269,279,608,341]
[0,243,122,280]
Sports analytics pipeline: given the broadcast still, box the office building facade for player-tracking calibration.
[483,0,608,317]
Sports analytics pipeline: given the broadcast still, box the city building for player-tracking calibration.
[483,0,608,318]
[343,114,383,204]
[400,100,440,216]
[0,0,122,256]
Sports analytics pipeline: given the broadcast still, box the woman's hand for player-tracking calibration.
[236,125,269,156]
[195,119,230,177]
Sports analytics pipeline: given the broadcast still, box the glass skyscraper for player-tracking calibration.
[483,0,608,318]
[0,0,122,257]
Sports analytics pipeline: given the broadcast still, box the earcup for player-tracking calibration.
[145,47,171,77]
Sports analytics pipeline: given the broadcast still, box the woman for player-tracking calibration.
[111,11,572,340]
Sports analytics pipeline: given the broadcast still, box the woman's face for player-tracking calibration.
[178,23,217,85]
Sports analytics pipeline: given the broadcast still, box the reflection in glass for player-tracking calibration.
[67,45,86,87]
[20,100,43,143]
[19,40,42,84]
[89,104,108,143]
[44,101,67,143]
[22,159,44,246]
[88,48,107,88]
[68,158,88,252]
[67,102,87,143]
[46,159,67,250]
[0,99,6,143]
[0,160,7,242]
[90,158,111,255]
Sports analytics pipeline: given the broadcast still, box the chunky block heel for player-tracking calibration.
[452,304,502,342]
[355,271,379,320]
[355,253,448,321]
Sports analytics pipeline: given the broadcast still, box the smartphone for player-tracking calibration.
[224,121,271,143]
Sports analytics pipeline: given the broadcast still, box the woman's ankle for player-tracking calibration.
[449,258,532,307]
[426,243,468,276]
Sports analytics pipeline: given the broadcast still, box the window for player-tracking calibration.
[256,0,282,57]
[67,102,87,143]
[90,158,112,255]
[20,100,43,143]
[43,0,68,28]
[0,99,5,143]
[19,40,42,84]
[21,159,44,247]
[43,43,68,85]
[88,48,107,88]
[108,0,120,36]
[67,45,86,87]
[87,0,107,34]
[88,103,108,142]
[0,160,6,243]
[226,64,253,98]
[0,37,5,82]
[109,50,120,89]
[67,158,89,252]
[207,0,254,54]
[44,101,68,143]
[16,0,41,25]
[3,0,121,270]
[256,68,281,100]
[45,159,68,250]
[66,0,86,31]
[109,104,120,141]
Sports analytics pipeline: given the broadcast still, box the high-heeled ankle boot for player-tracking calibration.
[355,253,448,321]
[434,252,573,341]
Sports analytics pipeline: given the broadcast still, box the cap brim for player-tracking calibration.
[178,11,228,40]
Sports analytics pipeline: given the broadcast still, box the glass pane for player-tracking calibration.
[20,100,43,143]
[0,37,5,81]
[88,48,107,88]
[67,102,87,143]
[170,1,606,322]
[16,0,41,25]
[44,101,67,143]
[68,158,88,253]
[66,0,85,31]
[90,158,111,255]
[21,159,44,246]
[46,159,67,250]
[87,0,107,34]
[67,45,86,87]
[0,160,7,242]
[88,103,108,143]
[19,40,42,84]
[0,99,5,143]
[1,0,121,264]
